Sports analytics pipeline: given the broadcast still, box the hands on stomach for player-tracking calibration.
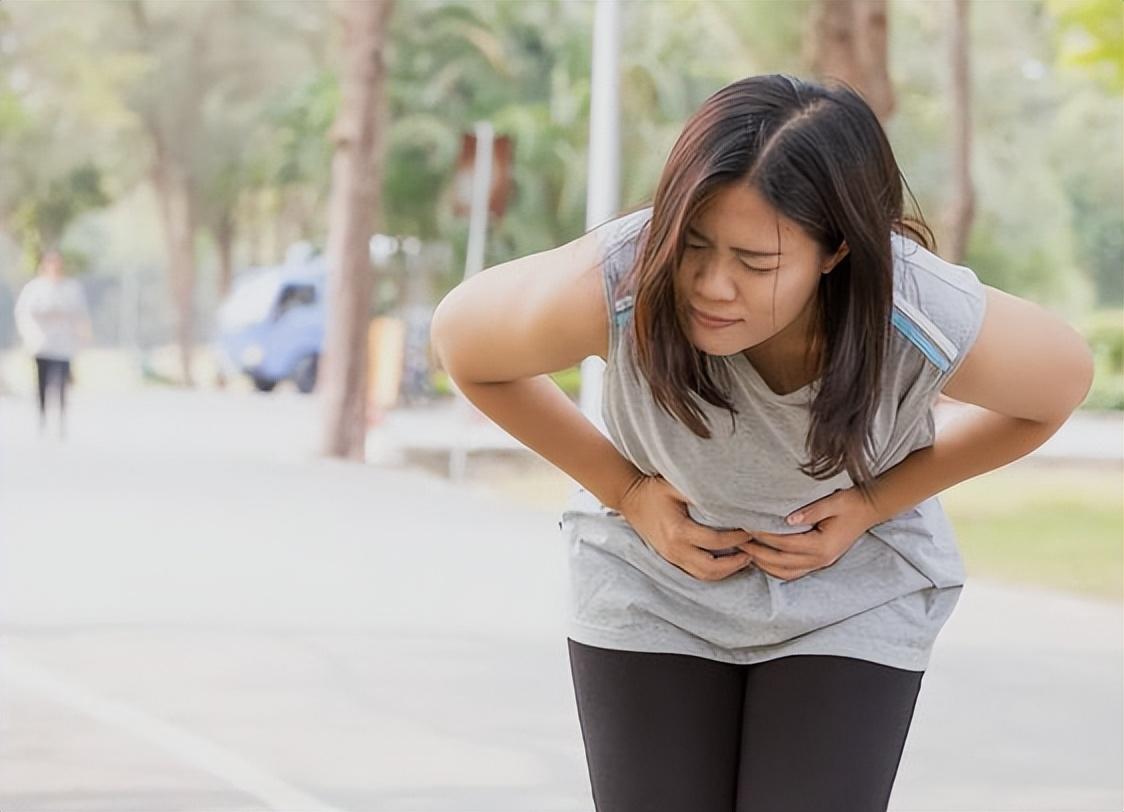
[617,474,878,582]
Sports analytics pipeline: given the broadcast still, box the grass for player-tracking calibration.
[941,460,1122,601]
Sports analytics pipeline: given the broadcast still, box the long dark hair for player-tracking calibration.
[615,73,935,492]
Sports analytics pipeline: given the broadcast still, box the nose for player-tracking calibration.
[692,257,738,303]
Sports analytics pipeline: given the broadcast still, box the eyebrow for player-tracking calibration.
[687,225,782,257]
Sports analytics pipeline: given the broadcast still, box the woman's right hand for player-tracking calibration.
[616,474,756,582]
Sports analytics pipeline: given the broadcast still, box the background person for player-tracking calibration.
[14,249,92,438]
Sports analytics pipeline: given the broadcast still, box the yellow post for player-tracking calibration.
[367,316,405,421]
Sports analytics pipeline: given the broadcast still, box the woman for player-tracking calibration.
[430,75,1093,811]
[14,249,92,438]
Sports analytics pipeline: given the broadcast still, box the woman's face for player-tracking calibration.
[675,182,844,357]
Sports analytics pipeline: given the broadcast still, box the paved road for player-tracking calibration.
[1,389,1120,811]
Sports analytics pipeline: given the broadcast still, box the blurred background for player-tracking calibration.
[0,1,1120,810]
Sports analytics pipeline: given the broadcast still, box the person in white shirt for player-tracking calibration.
[14,250,92,437]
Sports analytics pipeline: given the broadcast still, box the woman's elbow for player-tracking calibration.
[428,292,504,384]
[429,297,463,380]
[1067,338,1096,413]
[1045,333,1096,423]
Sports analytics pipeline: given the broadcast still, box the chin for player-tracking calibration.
[688,333,739,356]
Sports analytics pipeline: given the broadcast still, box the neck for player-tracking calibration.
[741,294,823,390]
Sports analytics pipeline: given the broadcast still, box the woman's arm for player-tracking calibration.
[435,219,765,581]
[429,223,646,513]
[852,285,1096,524]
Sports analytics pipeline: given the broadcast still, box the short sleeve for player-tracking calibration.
[889,232,988,393]
[592,206,653,361]
[870,235,989,473]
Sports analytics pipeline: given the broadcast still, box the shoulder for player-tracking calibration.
[16,278,43,301]
[888,231,987,380]
[601,205,654,243]
[595,205,653,328]
[597,205,653,279]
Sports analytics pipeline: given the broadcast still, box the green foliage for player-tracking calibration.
[0,10,116,272]
[385,0,596,274]
[1045,0,1124,93]
[1081,309,1124,409]
[9,164,109,268]
[889,0,1119,315]
[0,0,1119,371]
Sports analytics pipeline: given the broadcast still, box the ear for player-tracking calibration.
[821,240,849,274]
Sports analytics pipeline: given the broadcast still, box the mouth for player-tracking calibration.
[690,305,742,329]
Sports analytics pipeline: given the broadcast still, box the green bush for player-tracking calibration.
[1081,309,1124,410]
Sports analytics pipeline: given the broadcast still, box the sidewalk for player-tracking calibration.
[1,389,1119,811]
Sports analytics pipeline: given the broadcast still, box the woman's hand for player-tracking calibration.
[739,487,881,582]
[617,474,756,582]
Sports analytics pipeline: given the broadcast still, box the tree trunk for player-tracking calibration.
[319,0,394,461]
[151,155,197,387]
[806,0,896,122]
[244,190,264,266]
[130,0,202,387]
[213,212,236,297]
[944,0,975,263]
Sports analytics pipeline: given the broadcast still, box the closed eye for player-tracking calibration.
[740,262,775,273]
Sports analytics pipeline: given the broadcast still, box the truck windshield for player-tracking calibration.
[218,271,281,330]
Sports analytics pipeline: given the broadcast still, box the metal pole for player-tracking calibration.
[463,122,494,282]
[580,0,621,433]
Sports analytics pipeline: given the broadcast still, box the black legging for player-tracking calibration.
[34,355,71,420]
[567,638,925,812]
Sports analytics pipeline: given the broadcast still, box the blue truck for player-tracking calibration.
[214,252,326,394]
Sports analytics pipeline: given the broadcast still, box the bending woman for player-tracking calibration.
[430,74,1093,812]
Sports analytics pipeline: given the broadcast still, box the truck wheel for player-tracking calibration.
[293,354,318,394]
[251,374,276,393]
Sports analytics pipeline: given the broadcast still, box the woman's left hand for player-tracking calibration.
[737,487,883,581]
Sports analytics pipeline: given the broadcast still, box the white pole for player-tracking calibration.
[450,121,495,480]
[463,122,494,281]
[580,0,621,433]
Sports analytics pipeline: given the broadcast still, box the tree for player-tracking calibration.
[806,0,895,122]
[943,0,975,263]
[124,0,213,386]
[123,0,328,383]
[1045,0,1123,94]
[0,7,111,271]
[320,0,394,460]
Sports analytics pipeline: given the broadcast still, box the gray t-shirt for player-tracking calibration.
[559,205,988,672]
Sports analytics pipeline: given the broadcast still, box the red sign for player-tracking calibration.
[452,133,514,219]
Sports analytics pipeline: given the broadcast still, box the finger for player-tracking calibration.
[785,492,840,526]
[747,529,821,556]
[682,522,753,552]
[753,560,813,582]
[741,539,821,571]
[749,554,816,581]
[679,545,754,581]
